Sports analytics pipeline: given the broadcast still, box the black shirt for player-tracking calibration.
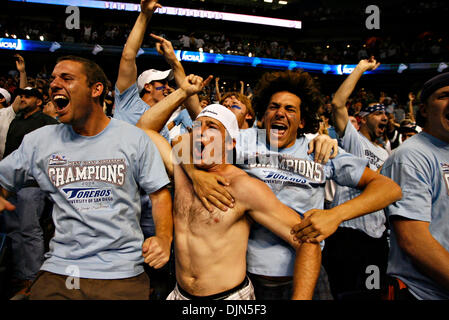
[4,110,59,158]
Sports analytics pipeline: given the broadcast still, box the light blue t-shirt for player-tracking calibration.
[0,118,170,279]
[381,132,449,300]
[173,108,193,134]
[332,121,389,238]
[236,128,369,276]
[114,83,170,142]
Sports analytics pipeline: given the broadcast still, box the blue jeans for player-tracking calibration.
[1,187,47,281]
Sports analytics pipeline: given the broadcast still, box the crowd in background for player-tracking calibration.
[1,19,448,64]
[0,0,446,303]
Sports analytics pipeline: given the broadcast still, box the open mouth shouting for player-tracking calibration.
[270,122,288,138]
[193,141,205,161]
[52,94,70,115]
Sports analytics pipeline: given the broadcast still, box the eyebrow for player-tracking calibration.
[51,72,75,78]
[203,119,222,128]
[269,102,297,109]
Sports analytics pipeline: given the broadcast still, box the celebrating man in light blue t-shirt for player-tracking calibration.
[0,55,173,300]
[324,56,391,299]
[381,72,449,300]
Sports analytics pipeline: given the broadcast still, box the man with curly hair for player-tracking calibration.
[186,69,401,299]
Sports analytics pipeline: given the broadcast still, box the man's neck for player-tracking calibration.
[23,107,40,119]
[359,126,376,144]
[422,127,449,144]
[142,94,155,107]
[72,107,111,136]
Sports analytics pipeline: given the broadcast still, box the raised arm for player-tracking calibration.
[292,166,401,243]
[136,74,212,132]
[236,176,321,300]
[239,80,245,95]
[15,54,28,89]
[215,77,221,102]
[407,92,416,123]
[10,96,21,114]
[150,33,204,119]
[331,56,380,136]
[116,0,162,93]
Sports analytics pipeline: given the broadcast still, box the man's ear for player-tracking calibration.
[298,117,305,130]
[144,83,152,95]
[418,103,428,119]
[36,98,43,107]
[91,82,104,100]
[359,116,368,125]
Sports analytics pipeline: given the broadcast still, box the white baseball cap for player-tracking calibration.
[137,69,174,93]
[196,104,240,140]
[0,88,11,104]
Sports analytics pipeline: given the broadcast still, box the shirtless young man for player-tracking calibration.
[142,104,321,300]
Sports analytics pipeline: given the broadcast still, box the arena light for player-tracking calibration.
[9,0,302,29]
[1,38,446,75]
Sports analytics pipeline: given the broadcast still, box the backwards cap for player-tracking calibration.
[0,88,11,104]
[196,104,240,140]
[137,69,174,93]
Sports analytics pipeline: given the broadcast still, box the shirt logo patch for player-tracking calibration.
[49,154,67,166]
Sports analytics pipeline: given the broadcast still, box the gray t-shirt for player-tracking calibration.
[236,128,368,276]
[381,132,449,300]
[332,121,389,238]
[0,118,170,279]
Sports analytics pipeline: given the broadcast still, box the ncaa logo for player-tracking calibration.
[0,39,19,49]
